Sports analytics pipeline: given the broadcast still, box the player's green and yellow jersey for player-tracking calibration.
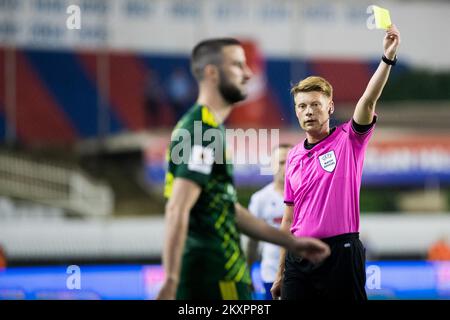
[164,104,251,298]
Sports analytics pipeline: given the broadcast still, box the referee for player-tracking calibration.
[271,25,401,300]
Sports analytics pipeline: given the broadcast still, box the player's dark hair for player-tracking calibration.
[191,38,242,81]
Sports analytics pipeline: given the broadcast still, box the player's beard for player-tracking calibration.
[218,69,247,105]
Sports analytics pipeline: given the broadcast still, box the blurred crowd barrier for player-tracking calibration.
[0,152,113,216]
[1,215,450,264]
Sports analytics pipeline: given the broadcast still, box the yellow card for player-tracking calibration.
[373,5,392,30]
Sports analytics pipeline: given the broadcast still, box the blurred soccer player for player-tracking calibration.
[246,144,292,300]
[156,38,330,300]
[271,25,401,300]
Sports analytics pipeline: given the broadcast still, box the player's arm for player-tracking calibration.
[353,24,401,125]
[156,178,201,300]
[235,203,329,264]
[236,203,292,250]
[271,205,293,299]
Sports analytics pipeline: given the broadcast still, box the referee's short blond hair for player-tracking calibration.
[291,76,333,99]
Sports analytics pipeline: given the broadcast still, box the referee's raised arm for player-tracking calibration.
[353,24,401,125]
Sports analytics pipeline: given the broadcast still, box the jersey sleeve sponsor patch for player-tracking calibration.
[187,145,214,175]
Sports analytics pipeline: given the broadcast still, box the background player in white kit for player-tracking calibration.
[247,144,292,300]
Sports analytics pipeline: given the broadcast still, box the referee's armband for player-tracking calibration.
[351,117,376,134]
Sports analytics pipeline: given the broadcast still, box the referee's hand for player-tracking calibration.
[383,24,401,60]
[292,237,331,265]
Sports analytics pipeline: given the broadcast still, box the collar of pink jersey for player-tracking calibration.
[300,126,339,153]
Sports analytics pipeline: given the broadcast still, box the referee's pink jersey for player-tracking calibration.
[284,118,376,239]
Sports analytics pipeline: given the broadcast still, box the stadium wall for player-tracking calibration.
[1,214,450,264]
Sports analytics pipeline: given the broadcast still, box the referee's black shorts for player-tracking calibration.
[281,232,367,301]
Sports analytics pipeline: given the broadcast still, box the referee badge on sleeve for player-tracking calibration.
[188,145,214,174]
[319,150,336,173]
